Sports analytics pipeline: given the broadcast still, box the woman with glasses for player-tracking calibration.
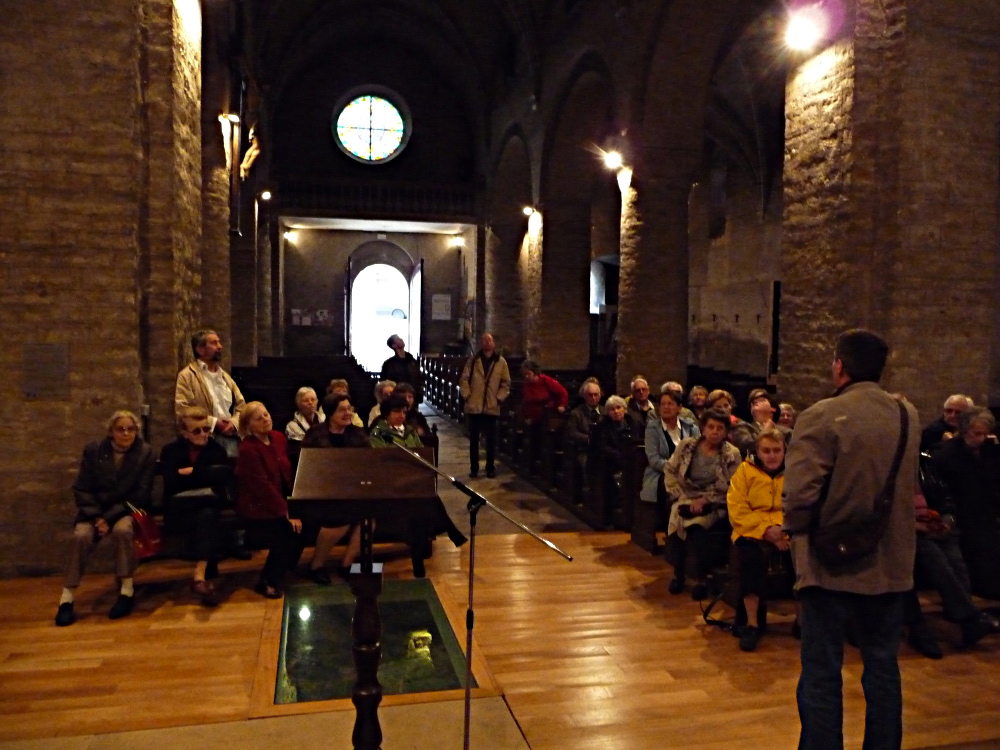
[55,410,156,626]
[159,406,232,605]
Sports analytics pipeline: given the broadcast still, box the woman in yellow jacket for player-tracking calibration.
[726,427,792,651]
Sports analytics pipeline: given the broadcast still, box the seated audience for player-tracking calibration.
[55,410,156,626]
[660,381,696,422]
[520,360,568,422]
[640,391,701,514]
[688,385,709,422]
[904,483,1000,657]
[160,406,231,606]
[665,408,741,600]
[301,393,367,582]
[625,376,655,432]
[285,387,324,442]
[370,394,424,448]
[730,388,792,457]
[566,378,603,451]
[726,428,792,652]
[594,395,633,472]
[368,380,396,428]
[931,407,1000,600]
[394,382,430,440]
[777,402,797,429]
[326,379,365,428]
[236,402,304,599]
[921,394,974,453]
[706,388,744,435]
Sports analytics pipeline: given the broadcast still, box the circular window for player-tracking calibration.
[334,91,410,163]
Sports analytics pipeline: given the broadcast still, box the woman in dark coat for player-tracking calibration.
[236,401,304,598]
[159,406,231,605]
[932,407,1000,600]
[56,410,155,626]
[301,393,368,582]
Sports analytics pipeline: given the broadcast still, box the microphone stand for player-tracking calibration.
[387,440,572,749]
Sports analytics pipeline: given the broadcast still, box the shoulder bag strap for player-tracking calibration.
[873,400,910,522]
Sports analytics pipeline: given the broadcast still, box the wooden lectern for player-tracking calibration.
[290,447,439,750]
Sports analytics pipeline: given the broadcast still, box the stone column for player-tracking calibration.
[484,221,527,354]
[527,201,591,369]
[781,0,1000,414]
[256,209,274,357]
[617,177,691,393]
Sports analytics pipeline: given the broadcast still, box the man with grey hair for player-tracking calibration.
[566,377,603,452]
[920,393,974,453]
[175,330,246,456]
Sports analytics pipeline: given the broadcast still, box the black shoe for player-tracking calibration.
[739,626,761,652]
[485,468,496,478]
[908,624,943,659]
[413,559,426,578]
[691,583,709,601]
[229,546,253,561]
[108,594,135,620]
[961,613,996,649]
[253,580,283,599]
[668,577,684,595]
[55,602,76,627]
[308,567,332,586]
[469,470,479,479]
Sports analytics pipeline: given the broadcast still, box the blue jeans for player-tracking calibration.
[797,587,905,750]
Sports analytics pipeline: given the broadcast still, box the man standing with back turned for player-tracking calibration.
[783,329,919,750]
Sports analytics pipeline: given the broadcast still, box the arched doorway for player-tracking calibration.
[349,263,421,372]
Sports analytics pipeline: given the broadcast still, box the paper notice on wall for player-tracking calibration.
[431,294,452,320]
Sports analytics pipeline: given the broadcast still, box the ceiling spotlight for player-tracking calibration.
[260,190,272,201]
[603,151,623,170]
[786,4,828,52]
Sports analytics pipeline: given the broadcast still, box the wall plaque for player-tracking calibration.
[23,343,70,400]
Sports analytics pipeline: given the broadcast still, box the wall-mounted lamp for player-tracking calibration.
[448,236,465,248]
[786,3,829,52]
[522,206,535,216]
[616,167,633,193]
[283,230,297,242]
[260,190,272,201]
[603,151,624,170]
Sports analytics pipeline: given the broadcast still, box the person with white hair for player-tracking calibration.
[921,394,974,453]
[625,376,654,433]
[285,386,325,442]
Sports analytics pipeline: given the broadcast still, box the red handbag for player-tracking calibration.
[128,503,163,560]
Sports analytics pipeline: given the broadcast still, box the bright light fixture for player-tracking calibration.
[260,190,272,201]
[786,4,827,52]
[603,151,623,170]
[449,236,465,247]
[522,206,535,216]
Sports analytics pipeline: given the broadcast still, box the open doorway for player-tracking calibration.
[350,263,414,371]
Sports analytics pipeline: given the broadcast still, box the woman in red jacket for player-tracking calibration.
[236,401,304,598]
[520,360,568,423]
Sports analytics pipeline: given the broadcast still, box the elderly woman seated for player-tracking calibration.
[932,407,1000,600]
[368,380,396,428]
[285,387,325,442]
[726,427,793,651]
[55,410,156,626]
[236,402,304,599]
[326,378,365,428]
[370,393,424,448]
[590,396,634,509]
[159,406,231,606]
[665,408,741,600]
[688,385,709,423]
[394,382,430,440]
[639,391,701,527]
[301,393,368,583]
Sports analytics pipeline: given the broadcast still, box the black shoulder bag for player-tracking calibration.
[810,401,909,567]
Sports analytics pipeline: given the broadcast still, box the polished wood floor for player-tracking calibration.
[1,532,998,749]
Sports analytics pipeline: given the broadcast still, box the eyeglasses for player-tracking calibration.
[187,426,212,435]
[113,426,138,434]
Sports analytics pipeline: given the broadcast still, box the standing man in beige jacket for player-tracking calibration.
[783,330,919,750]
[175,330,246,457]
[459,333,510,478]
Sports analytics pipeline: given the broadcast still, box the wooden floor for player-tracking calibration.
[1,533,999,749]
